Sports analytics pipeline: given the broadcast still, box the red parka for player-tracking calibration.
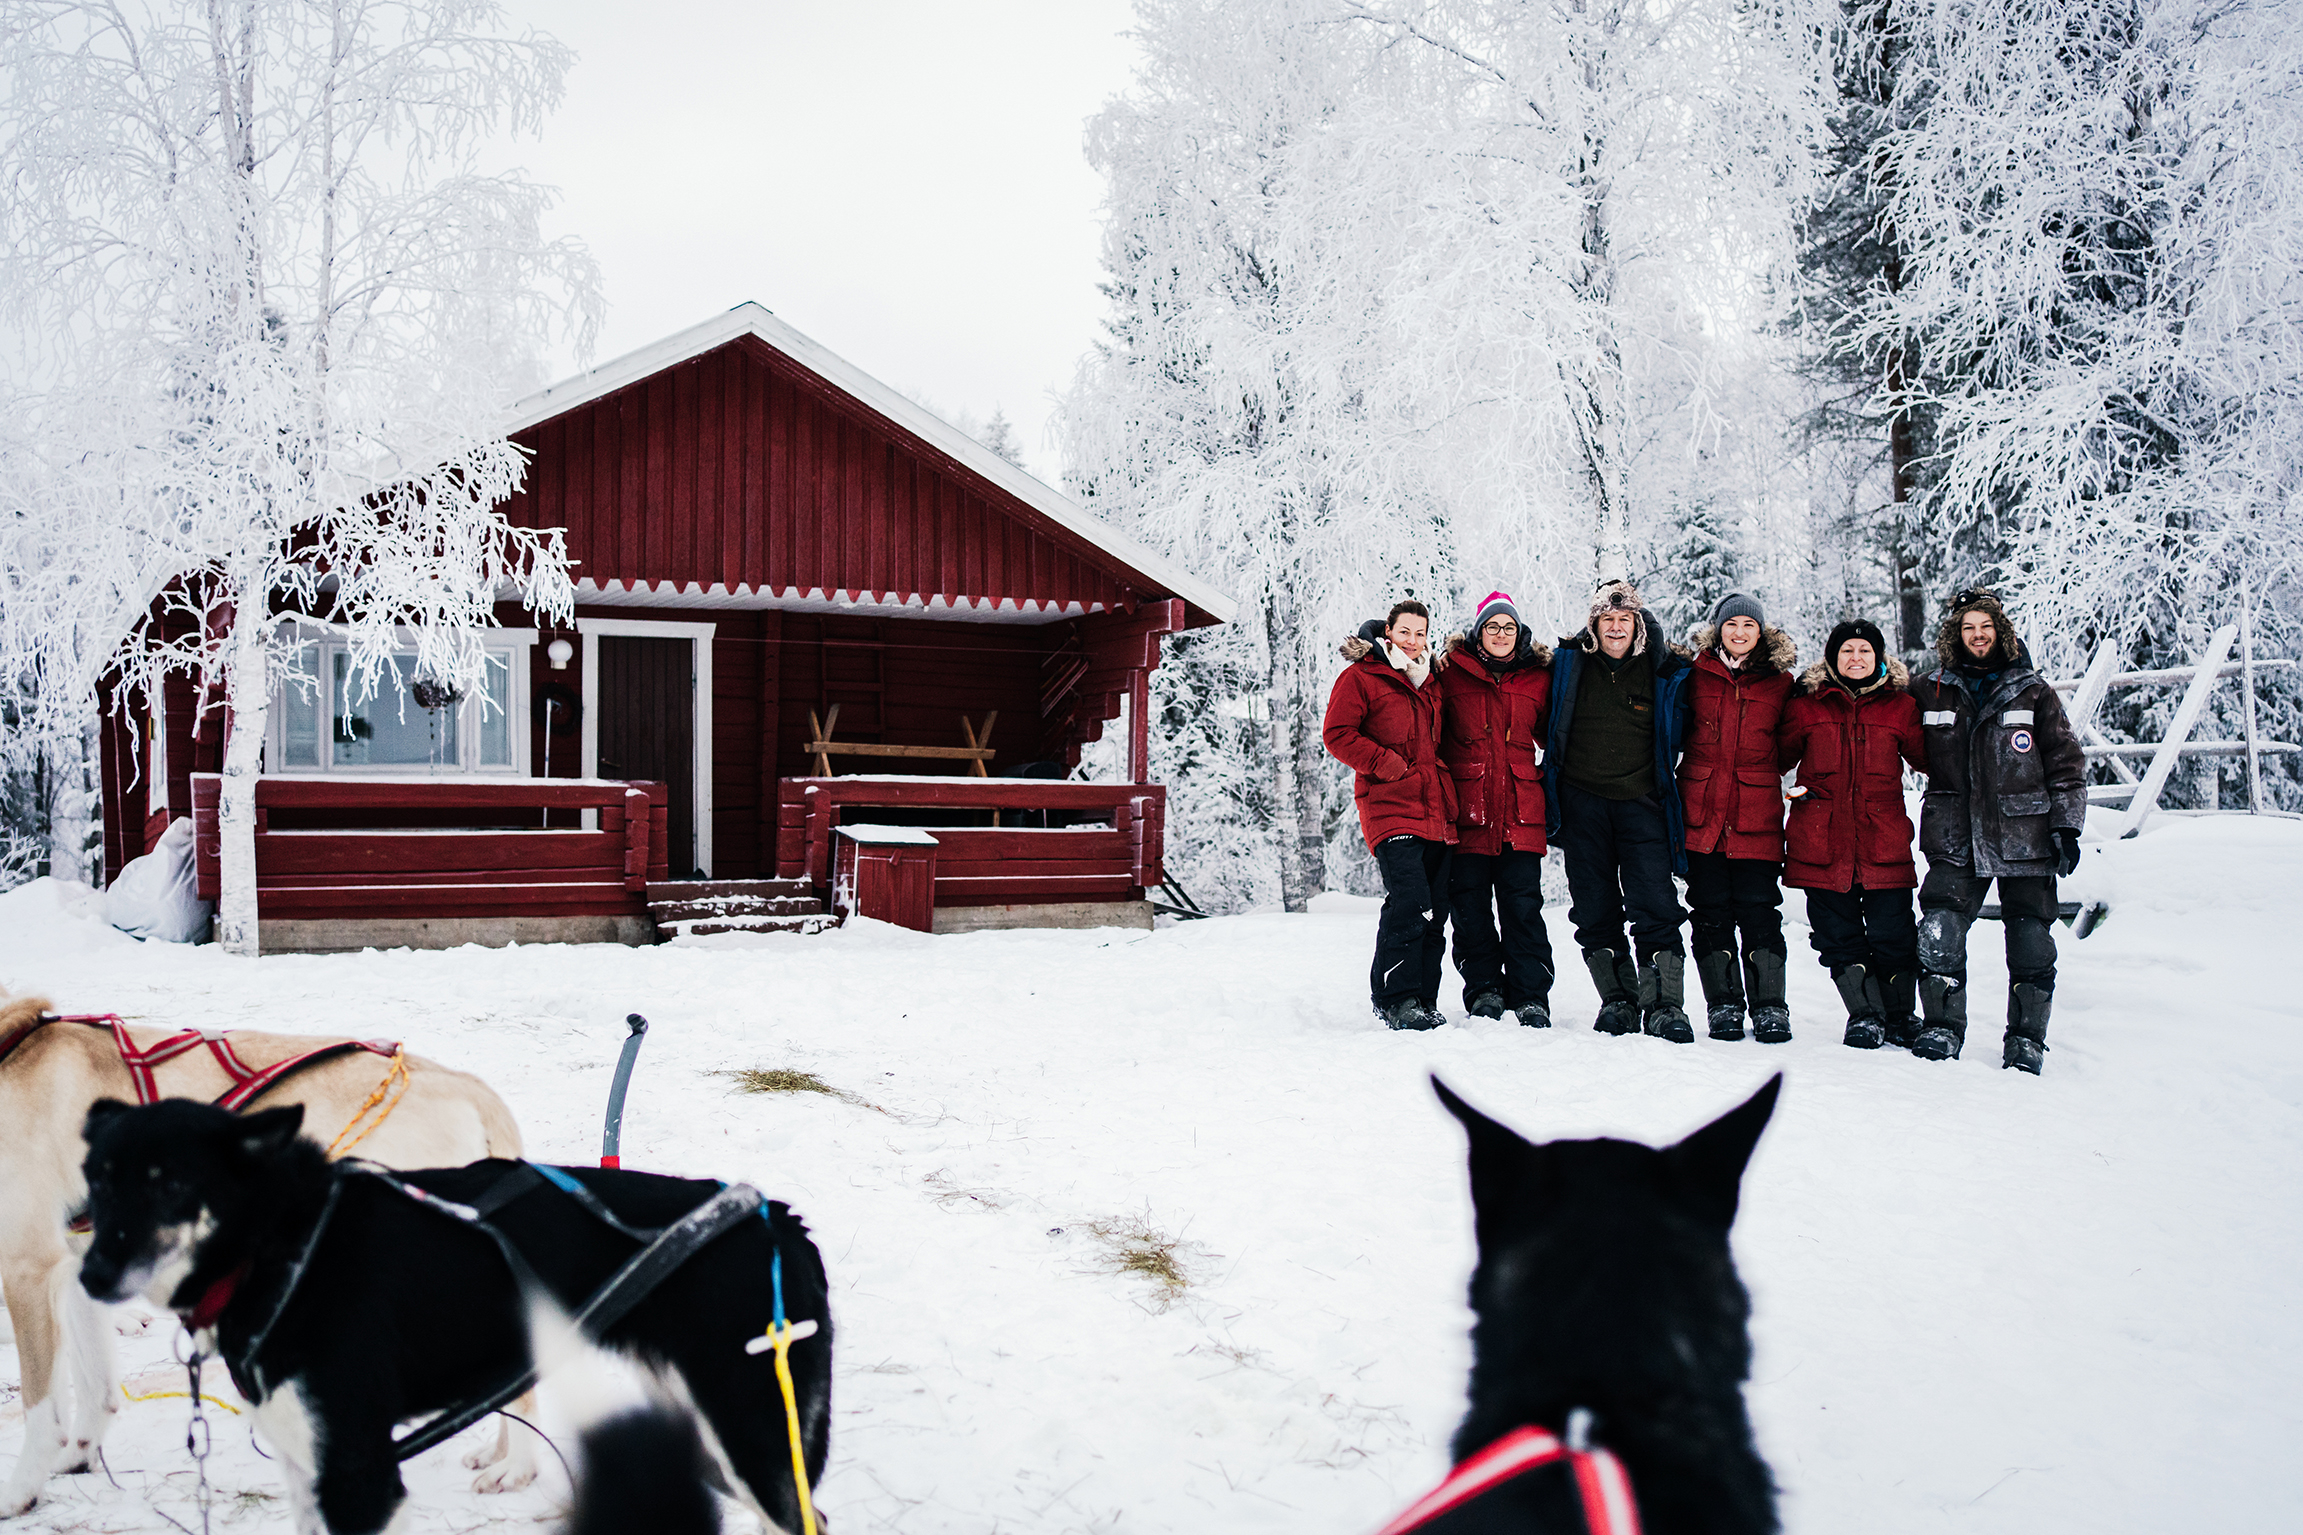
[1678,625,1799,862]
[1325,632,1457,852]
[1777,659,1928,892]
[1436,632,1555,856]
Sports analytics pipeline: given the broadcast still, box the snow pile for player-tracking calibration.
[2,815,2299,1532]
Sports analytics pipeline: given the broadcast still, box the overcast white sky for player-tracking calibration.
[502,1,1144,484]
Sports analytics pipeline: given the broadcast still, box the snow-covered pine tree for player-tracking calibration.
[979,408,1027,469]
[0,0,600,949]
[1646,496,1742,645]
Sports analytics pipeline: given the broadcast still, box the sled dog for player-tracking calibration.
[0,988,531,1515]
[77,1098,833,1535]
[1396,1074,1783,1535]
[528,1298,724,1535]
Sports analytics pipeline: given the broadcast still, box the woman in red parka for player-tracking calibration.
[1778,618,1928,1050]
[1324,599,1456,1031]
[1437,591,1555,1027]
[1678,592,1799,1045]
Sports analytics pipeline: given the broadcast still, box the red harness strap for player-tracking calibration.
[49,1014,399,1111]
[1375,1425,1643,1535]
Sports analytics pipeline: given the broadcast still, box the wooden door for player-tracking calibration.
[597,636,696,877]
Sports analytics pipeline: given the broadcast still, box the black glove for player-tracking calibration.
[2053,829,2082,878]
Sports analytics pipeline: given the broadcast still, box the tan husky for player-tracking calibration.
[0,988,533,1516]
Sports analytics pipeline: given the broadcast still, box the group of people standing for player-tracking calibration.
[1321,581,2089,1074]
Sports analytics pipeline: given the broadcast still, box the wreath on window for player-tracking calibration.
[534,682,583,736]
[410,676,464,711]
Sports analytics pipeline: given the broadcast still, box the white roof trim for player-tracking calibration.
[506,303,1236,625]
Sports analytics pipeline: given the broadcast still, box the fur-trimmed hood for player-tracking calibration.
[1800,655,1911,696]
[1934,589,2025,671]
[1440,630,1554,672]
[1690,623,1797,678]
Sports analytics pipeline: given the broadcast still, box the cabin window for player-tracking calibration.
[268,635,529,776]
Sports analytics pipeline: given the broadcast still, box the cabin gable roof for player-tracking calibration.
[501,303,1233,627]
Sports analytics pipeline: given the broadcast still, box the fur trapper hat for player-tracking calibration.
[1935,587,2023,671]
[1690,622,1796,677]
[1571,581,1650,655]
[1800,654,1910,695]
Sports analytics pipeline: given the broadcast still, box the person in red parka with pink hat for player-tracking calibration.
[1436,592,1556,1027]
[1778,618,1928,1050]
[1325,599,1457,1031]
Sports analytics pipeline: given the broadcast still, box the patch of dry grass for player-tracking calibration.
[1084,1213,1208,1310]
[923,1169,1009,1211]
[725,1067,835,1096]
[718,1067,884,1113]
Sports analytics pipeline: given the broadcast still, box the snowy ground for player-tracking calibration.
[2,812,2300,1534]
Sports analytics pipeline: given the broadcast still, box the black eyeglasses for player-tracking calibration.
[1481,619,1518,634]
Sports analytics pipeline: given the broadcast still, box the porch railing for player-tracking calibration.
[775,776,1165,905]
[191,775,669,921]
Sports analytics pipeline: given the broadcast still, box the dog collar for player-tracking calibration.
[1374,1416,1643,1535]
[183,1261,251,1333]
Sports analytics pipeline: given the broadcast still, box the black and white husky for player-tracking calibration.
[76,1098,832,1535]
[1391,1075,1783,1535]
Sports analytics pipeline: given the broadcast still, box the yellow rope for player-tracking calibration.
[120,1383,241,1415]
[325,1047,409,1159]
[765,1322,819,1535]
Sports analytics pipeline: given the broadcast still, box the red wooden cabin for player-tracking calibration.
[99,304,1231,951]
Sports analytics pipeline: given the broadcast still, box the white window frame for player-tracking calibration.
[267,625,536,778]
[576,616,715,878]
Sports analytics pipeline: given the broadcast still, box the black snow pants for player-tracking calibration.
[1918,864,2059,992]
[1556,783,1685,961]
[1683,850,1786,960]
[1372,834,1452,1008]
[1805,884,1919,975]
[1449,847,1554,1010]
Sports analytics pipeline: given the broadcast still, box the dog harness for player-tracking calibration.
[2,1011,399,1113]
[1374,1416,1643,1535]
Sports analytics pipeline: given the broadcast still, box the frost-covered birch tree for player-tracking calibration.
[1854,0,2303,667]
[0,0,600,951]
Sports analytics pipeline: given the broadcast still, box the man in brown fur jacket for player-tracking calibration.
[1909,589,2088,1074]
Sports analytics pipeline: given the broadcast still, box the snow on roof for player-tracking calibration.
[505,303,1237,626]
[833,823,943,846]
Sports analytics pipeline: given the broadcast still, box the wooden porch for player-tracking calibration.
[190,775,671,953]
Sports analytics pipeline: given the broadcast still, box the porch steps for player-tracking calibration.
[645,879,832,940]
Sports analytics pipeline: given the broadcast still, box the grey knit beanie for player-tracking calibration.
[1709,591,1765,630]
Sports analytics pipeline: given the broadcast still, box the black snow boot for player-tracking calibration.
[1584,949,1642,1036]
[1880,970,1920,1049]
[1638,951,1695,1044]
[1516,1000,1552,1029]
[1465,989,1506,1021]
[1912,972,1967,1061]
[1377,998,1442,1032]
[1695,949,1746,1041]
[2003,982,2052,1075]
[1745,947,1792,1044]
[1834,964,1887,1049]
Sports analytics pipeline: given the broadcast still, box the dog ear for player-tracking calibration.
[82,1097,134,1144]
[237,1104,307,1159]
[1665,1073,1781,1229]
[1433,1075,1543,1245]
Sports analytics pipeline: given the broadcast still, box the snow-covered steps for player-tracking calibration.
[645,879,831,940]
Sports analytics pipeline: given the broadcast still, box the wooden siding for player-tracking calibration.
[503,336,1148,614]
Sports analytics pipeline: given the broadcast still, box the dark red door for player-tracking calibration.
[597,636,696,877]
